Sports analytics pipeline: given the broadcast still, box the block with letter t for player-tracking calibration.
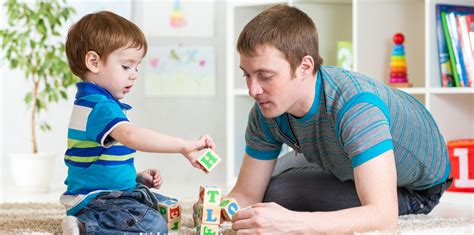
[199,185,221,206]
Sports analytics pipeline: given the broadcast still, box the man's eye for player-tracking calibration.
[242,74,250,79]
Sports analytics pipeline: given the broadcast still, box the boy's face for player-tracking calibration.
[93,47,144,100]
[240,45,305,118]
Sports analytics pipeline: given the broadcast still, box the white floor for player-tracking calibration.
[430,192,474,219]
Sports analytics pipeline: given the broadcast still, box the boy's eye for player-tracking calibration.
[122,65,130,70]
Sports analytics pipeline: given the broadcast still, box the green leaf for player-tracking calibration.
[24,92,33,104]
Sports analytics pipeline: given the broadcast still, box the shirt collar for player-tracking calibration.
[292,66,323,122]
[75,82,132,110]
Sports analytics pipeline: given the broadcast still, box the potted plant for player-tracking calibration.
[0,0,77,192]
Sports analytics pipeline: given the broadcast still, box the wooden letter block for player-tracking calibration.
[167,220,181,231]
[201,205,221,225]
[158,199,181,222]
[197,149,221,173]
[195,203,203,227]
[219,197,240,220]
[197,224,219,235]
[199,186,221,206]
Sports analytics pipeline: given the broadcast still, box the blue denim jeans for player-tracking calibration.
[263,166,451,215]
[76,184,174,234]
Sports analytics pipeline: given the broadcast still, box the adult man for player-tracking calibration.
[225,4,450,233]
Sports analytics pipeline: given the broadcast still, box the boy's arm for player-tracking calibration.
[110,122,185,153]
[109,122,214,169]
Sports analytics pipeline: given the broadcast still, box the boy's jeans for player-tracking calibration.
[76,184,173,234]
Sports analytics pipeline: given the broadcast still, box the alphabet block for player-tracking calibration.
[197,149,221,173]
[199,185,221,206]
[219,197,240,220]
[197,224,219,235]
[201,205,221,225]
[167,220,181,231]
[158,199,181,222]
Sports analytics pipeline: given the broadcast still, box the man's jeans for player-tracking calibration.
[76,184,173,234]
[264,152,452,215]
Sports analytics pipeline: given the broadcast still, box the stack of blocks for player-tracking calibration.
[197,149,221,174]
[158,199,181,231]
[389,33,411,88]
[196,186,222,234]
[196,186,241,234]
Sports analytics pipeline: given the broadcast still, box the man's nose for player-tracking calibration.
[248,79,263,97]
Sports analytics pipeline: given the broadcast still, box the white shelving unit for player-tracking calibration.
[226,0,474,189]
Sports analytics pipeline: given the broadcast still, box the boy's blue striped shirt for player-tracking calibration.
[61,82,137,215]
[245,66,449,190]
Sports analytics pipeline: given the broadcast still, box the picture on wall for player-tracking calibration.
[144,46,216,97]
[142,0,215,38]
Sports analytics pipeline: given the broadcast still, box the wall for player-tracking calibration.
[130,0,228,198]
[0,0,227,200]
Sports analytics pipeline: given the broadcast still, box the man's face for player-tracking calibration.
[240,45,301,118]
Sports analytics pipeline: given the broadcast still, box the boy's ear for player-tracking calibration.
[85,51,101,73]
[298,55,315,79]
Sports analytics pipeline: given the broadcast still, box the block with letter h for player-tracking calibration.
[197,149,221,174]
[158,199,181,231]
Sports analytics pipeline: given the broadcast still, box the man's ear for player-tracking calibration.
[85,51,101,73]
[298,55,315,79]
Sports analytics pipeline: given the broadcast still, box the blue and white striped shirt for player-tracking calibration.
[246,66,450,190]
[60,82,137,215]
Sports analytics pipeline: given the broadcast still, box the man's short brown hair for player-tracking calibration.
[65,11,148,79]
[237,4,323,75]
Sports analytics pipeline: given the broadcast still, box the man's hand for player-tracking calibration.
[181,134,216,170]
[137,169,163,189]
[231,202,303,234]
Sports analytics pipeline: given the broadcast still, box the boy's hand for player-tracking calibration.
[137,169,163,189]
[181,134,216,170]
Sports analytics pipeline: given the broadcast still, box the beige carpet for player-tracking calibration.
[0,202,473,234]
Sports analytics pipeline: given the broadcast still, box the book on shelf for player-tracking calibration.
[436,4,474,88]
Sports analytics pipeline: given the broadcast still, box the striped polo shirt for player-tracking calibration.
[60,82,137,215]
[246,66,450,190]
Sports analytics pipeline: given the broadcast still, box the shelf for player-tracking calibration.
[430,88,474,94]
[396,87,427,94]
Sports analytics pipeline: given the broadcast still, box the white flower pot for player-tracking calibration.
[9,153,56,192]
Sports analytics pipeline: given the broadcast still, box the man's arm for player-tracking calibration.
[303,150,398,232]
[232,150,398,233]
[227,153,277,208]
